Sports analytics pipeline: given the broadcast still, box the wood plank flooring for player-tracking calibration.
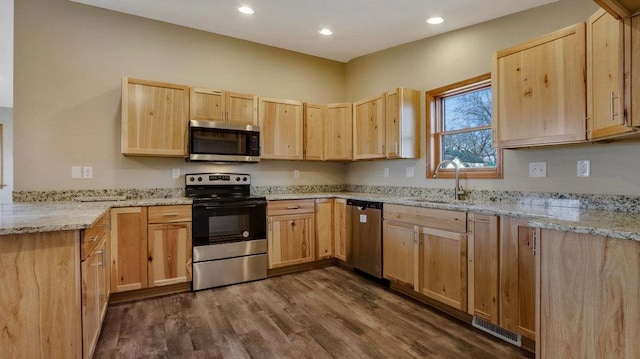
[94,267,534,358]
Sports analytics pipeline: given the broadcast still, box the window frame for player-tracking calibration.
[426,73,503,179]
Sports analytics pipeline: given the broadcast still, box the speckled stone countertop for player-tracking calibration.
[0,197,191,235]
[266,192,640,242]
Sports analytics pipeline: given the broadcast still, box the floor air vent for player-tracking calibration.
[472,317,522,347]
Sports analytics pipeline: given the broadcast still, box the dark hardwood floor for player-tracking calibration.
[94,266,534,358]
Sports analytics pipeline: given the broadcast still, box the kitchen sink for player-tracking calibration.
[403,197,473,205]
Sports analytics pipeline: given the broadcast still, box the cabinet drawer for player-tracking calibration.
[267,199,315,216]
[81,211,110,261]
[148,205,192,224]
[383,204,466,233]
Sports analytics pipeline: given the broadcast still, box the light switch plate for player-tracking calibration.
[529,162,547,178]
[172,168,181,179]
[384,168,389,178]
[406,166,415,178]
[71,166,82,179]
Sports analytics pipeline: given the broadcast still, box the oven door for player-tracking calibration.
[192,199,266,246]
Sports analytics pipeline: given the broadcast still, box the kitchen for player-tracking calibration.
[2,0,640,358]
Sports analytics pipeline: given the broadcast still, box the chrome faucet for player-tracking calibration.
[433,160,465,200]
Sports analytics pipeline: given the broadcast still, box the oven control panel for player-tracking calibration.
[186,173,251,185]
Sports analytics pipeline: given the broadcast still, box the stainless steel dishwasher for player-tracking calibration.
[347,199,383,279]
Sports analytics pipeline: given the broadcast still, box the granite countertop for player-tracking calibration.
[0,197,192,235]
[3,192,640,241]
[266,192,640,242]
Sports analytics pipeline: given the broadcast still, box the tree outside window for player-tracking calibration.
[426,74,503,179]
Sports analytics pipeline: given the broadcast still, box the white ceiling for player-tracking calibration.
[69,0,559,63]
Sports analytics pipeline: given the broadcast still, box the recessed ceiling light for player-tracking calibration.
[238,6,254,15]
[319,28,333,36]
[427,17,444,25]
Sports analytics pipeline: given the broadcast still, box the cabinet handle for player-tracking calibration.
[287,206,301,210]
[395,142,399,154]
[532,229,537,256]
[162,213,180,217]
[86,235,99,243]
[610,91,619,121]
[148,255,153,262]
[95,249,105,267]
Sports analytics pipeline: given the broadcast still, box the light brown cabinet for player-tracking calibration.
[110,205,192,293]
[500,217,536,340]
[492,23,587,148]
[467,213,500,325]
[325,103,353,160]
[304,103,325,160]
[259,97,304,160]
[333,198,348,261]
[385,87,420,159]
[353,93,386,159]
[595,0,640,19]
[537,229,640,358]
[81,212,110,359]
[315,199,333,259]
[121,77,189,157]
[382,219,418,289]
[383,204,467,311]
[190,87,257,126]
[267,200,316,268]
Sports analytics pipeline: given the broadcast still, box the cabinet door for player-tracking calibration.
[420,227,467,311]
[325,103,353,160]
[148,222,192,287]
[121,78,189,156]
[304,103,325,161]
[226,91,257,126]
[268,213,315,268]
[315,199,333,259]
[383,220,419,289]
[587,9,630,140]
[493,23,586,148]
[467,214,500,324]
[190,87,225,122]
[333,198,348,261]
[386,88,420,159]
[353,94,386,159]
[259,97,304,160]
[81,246,100,359]
[538,229,640,358]
[500,217,536,340]
[110,207,148,293]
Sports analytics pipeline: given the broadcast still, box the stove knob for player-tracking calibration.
[243,177,248,182]
[189,177,195,182]
[242,231,249,238]
[236,177,241,182]
[197,177,203,182]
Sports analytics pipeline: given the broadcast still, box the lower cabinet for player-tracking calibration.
[500,216,536,340]
[537,229,640,358]
[110,205,192,293]
[315,199,333,259]
[467,213,500,325]
[383,204,467,311]
[267,200,316,268]
[333,198,348,261]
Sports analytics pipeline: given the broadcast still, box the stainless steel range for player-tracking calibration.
[186,173,267,291]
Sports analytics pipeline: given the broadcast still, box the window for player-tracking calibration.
[426,74,502,179]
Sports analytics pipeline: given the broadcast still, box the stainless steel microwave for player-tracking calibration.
[188,120,260,163]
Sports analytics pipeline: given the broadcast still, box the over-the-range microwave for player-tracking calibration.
[188,120,261,163]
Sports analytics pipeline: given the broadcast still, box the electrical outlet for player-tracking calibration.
[384,168,389,178]
[529,162,547,178]
[406,166,415,178]
[577,160,590,177]
[294,170,300,179]
[82,166,93,179]
[172,168,181,179]
[71,166,82,179]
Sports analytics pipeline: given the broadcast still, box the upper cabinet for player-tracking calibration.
[594,0,640,19]
[121,77,189,157]
[385,87,421,159]
[190,87,257,126]
[259,97,304,160]
[492,23,587,148]
[303,103,353,161]
[325,103,353,161]
[353,93,386,160]
[587,10,640,140]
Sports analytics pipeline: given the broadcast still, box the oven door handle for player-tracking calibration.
[204,204,258,210]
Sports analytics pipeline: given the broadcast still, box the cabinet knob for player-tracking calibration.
[148,256,153,262]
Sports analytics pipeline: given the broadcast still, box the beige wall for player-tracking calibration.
[344,0,640,195]
[14,0,346,190]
